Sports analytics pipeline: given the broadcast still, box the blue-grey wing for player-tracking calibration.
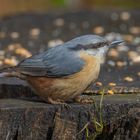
[17,46,85,77]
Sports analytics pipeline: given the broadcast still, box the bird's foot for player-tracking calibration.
[74,95,94,104]
[47,97,64,104]
[47,97,71,109]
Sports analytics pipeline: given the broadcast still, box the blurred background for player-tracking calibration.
[0,0,140,17]
[0,0,139,97]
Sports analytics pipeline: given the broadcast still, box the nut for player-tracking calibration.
[93,26,104,34]
[0,60,3,66]
[108,90,114,95]
[120,12,130,20]
[128,51,138,59]
[116,61,127,67]
[29,28,40,37]
[95,82,103,86]
[129,26,140,34]
[15,48,32,58]
[7,43,23,51]
[48,39,64,48]
[53,18,65,26]
[4,57,18,66]
[108,82,116,86]
[137,72,140,76]
[124,76,134,82]
[10,32,19,39]
[108,48,119,58]
[122,34,133,42]
[131,56,140,63]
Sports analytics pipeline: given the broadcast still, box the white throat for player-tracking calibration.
[85,46,108,64]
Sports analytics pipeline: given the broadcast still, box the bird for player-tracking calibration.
[0,35,123,104]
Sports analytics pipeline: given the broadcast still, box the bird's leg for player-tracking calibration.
[47,97,65,104]
[47,97,71,109]
[74,95,94,104]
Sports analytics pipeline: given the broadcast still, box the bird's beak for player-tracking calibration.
[109,40,124,48]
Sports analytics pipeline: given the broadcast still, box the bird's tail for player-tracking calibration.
[0,67,19,78]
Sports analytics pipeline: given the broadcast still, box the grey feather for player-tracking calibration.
[17,34,106,77]
[65,34,107,49]
[17,45,85,77]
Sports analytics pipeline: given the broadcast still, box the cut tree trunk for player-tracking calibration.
[0,94,140,140]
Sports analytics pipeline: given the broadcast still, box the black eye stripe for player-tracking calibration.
[72,41,109,50]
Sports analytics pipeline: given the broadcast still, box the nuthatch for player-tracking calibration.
[0,35,123,104]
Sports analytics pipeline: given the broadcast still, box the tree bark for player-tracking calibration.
[0,94,140,140]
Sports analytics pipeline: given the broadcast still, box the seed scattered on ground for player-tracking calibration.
[116,61,127,67]
[132,56,140,63]
[93,26,104,34]
[4,57,19,66]
[0,60,3,66]
[129,26,140,34]
[48,39,64,48]
[128,51,138,59]
[137,72,140,76]
[15,47,32,58]
[122,34,133,42]
[29,28,40,37]
[108,90,114,95]
[7,43,22,51]
[124,76,134,82]
[95,82,103,86]
[108,48,119,58]
[53,18,65,27]
[120,11,130,20]
[10,32,19,39]
[7,44,16,51]
[108,82,116,86]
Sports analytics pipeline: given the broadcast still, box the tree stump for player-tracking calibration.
[0,94,140,140]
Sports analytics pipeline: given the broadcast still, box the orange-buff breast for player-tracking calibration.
[26,52,100,101]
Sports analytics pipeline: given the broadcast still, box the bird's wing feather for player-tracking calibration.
[17,46,85,77]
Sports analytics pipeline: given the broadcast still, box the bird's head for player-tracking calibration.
[66,35,123,64]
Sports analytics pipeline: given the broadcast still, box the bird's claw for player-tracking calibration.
[74,95,94,104]
[47,97,71,110]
